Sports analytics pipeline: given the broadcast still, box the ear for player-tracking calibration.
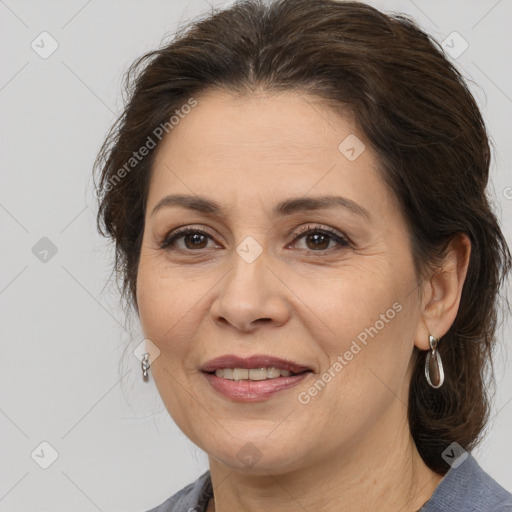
[414,233,471,350]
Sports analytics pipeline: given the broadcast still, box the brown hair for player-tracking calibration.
[93,0,511,474]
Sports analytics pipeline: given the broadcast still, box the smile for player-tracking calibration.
[211,367,304,380]
[202,370,312,402]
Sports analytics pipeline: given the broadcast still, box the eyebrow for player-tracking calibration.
[150,194,372,222]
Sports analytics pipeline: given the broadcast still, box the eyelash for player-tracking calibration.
[158,224,350,254]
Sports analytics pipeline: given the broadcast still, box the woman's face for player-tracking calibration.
[137,89,427,473]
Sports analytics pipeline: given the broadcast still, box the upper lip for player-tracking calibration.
[200,355,313,374]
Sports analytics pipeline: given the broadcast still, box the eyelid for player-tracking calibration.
[289,224,349,243]
[159,225,218,249]
[159,223,351,251]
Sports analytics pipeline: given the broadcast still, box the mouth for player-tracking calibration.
[200,354,314,378]
[203,367,312,381]
[202,371,312,402]
[199,354,314,401]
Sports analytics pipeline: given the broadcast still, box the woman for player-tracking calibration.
[93,0,512,510]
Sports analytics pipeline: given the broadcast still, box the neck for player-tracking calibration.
[207,403,444,511]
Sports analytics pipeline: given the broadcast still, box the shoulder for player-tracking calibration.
[144,470,212,512]
[421,453,512,512]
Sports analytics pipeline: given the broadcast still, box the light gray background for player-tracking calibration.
[0,0,511,510]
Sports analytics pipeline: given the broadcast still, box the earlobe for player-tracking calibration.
[414,233,471,350]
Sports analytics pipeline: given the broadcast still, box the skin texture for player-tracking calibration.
[136,89,471,512]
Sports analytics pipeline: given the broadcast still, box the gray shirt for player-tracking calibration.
[145,453,512,511]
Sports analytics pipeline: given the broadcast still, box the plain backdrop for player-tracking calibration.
[0,0,511,510]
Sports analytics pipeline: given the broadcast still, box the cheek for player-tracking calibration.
[306,260,418,384]
[293,272,418,435]
[311,262,402,334]
[136,253,192,347]
[136,251,224,374]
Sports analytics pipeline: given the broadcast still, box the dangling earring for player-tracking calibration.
[141,352,151,381]
[425,334,444,389]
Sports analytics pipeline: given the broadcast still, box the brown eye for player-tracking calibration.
[181,232,209,250]
[160,228,216,251]
[290,225,350,252]
[304,232,330,250]
[159,224,350,254]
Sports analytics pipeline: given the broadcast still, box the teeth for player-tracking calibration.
[233,368,248,380]
[214,367,295,380]
[222,368,233,379]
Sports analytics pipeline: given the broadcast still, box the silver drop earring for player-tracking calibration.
[141,352,151,381]
[425,334,444,389]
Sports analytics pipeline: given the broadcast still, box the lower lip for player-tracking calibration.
[202,372,311,402]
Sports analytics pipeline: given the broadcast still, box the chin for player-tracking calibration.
[206,440,309,475]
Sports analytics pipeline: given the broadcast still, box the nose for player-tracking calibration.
[210,247,291,333]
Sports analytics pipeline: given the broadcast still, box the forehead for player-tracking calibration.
[148,89,394,218]
[157,89,358,157]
